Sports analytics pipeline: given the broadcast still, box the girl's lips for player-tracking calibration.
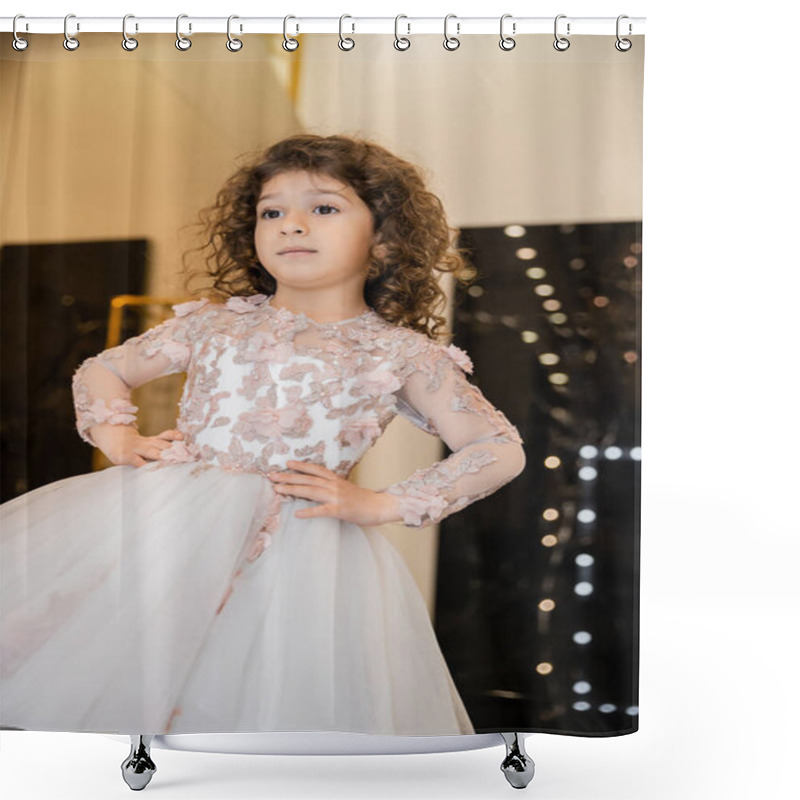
[279,249,316,255]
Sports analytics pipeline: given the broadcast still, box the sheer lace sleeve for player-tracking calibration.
[382,338,526,529]
[71,298,210,447]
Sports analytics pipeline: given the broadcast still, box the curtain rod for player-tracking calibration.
[1,16,646,36]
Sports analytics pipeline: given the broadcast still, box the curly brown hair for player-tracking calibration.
[179,133,476,341]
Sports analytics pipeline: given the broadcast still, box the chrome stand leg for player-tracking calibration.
[121,735,157,791]
[500,732,535,789]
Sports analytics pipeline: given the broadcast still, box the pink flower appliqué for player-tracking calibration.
[342,416,382,448]
[240,331,293,364]
[355,368,403,396]
[404,336,428,360]
[237,405,304,440]
[172,298,210,317]
[226,294,267,314]
[85,397,138,426]
[158,338,191,366]
[445,344,474,374]
[158,440,196,463]
[393,486,449,528]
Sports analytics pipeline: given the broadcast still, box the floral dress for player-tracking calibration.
[0,293,525,736]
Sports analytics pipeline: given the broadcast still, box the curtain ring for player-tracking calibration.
[553,14,570,51]
[176,14,192,51]
[122,14,138,51]
[283,15,299,51]
[12,14,29,51]
[394,14,411,51]
[63,13,80,51]
[499,13,516,51]
[615,15,632,52]
[443,14,460,51]
[227,15,243,51]
[338,14,355,51]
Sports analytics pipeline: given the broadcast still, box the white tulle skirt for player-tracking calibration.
[0,461,474,736]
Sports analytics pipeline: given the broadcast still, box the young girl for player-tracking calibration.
[0,134,526,736]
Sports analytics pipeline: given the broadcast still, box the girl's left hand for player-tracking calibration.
[268,460,399,527]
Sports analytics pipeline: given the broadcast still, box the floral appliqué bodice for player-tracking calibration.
[72,294,525,559]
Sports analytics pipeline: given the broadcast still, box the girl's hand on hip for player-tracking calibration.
[100,426,184,468]
[268,460,398,526]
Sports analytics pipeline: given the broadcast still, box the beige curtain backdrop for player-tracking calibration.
[0,31,643,614]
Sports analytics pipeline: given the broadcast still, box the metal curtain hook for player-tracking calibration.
[499,14,516,51]
[283,15,299,51]
[615,15,632,51]
[63,13,80,51]
[338,14,355,50]
[176,14,192,50]
[394,14,411,50]
[122,14,138,51]
[12,14,29,51]
[443,14,460,51]
[227,15,243,51]
[553,14,570,51]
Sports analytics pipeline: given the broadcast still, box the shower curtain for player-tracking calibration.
[0,24,644,739]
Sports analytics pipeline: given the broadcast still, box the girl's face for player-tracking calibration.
[254,169,385,292]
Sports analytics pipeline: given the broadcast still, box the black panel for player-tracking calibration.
[436,221,641,736]
[0,240,148,501]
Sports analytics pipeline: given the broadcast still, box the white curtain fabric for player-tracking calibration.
[294,34,643,227]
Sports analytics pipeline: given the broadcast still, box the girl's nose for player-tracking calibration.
[280,211,307,234]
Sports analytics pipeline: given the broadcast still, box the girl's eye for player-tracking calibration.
[259,204,339,220]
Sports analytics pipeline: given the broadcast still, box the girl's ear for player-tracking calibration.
[372,233,389,261]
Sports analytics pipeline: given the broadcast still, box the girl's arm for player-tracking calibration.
[72,298,210,448]
[381,339,526,528]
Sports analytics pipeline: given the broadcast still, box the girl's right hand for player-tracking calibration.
[100,426,185,468]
